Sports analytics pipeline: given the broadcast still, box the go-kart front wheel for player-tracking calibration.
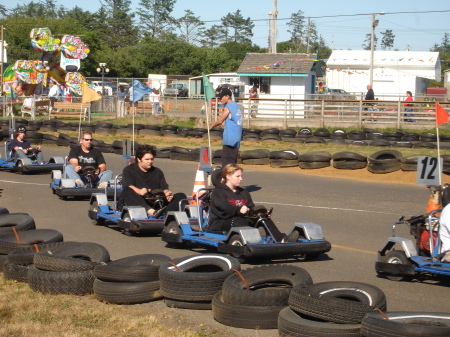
[381,250,411,281]
[165,221,184,248]
[89,201,105,226]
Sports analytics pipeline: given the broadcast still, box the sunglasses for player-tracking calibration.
[83,138,93,141]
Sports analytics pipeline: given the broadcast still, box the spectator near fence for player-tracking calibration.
[404,91,416,122]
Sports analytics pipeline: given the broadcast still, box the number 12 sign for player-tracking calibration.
[416,156,442,186]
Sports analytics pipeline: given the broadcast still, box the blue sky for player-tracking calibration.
[6,0,450,52]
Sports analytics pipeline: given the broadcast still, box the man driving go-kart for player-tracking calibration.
[8,126,44,164]
[66,131,113,188]
[121,144,186,218]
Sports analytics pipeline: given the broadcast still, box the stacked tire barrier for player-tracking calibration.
[29,242,109,295]
[212,265,312,329]
[159,254,240,310]
[93,254,169,304]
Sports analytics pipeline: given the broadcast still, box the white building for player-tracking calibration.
[236,53,322,99]
[326,50,441,100]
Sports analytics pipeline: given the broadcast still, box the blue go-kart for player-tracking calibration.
[88,175,198,236]
[0,141,64,173]
[161,188,332,262]
[375,209,450,281]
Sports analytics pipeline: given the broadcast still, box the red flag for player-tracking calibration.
[436,102,450,126]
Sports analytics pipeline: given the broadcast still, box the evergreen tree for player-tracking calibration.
[380,29,395,50]
[98,0,138,50]
[177,9,204,46]
[137,0,176,39]
[362,33,377,50]
[221,10,254,44]
[287,10,306,45]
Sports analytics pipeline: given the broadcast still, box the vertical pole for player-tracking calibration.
[101,69,104,113]
[1,25,4,96]
[370,14,376,87]
[270,0,277,53]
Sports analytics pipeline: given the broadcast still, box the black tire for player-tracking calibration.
[278,307,362,337]
[333,161,367,170]
[305,136,326,144]
[332,151,367,162]
[33,242,110,272]
[299,161,330,169]
[158,254,240,302]
[269,150,299,160]
[368,150,402,173]
[170,146,192,155]
[413,141,437,149]
[3,262,30,283]
[327,138,347,145]
[331,129,348,139]
[0,207,9,215]
[89,201,105,226]
[361,311,450,337]
[366,132,384,140]
[165,298,212,310]
[28,265,95,295]
[0,254,8,271]
[369,139,391,147]
[242,158,270,165]
[93,279,162,304]
[139,129,162,136]
[377,250,411,281]
[350,140,368,146]
[94,254,170,282]
[270,159,299,168]
[7,242,67,266]
[289,281,386,324]
[94,127,115,135]
[0,214,36,234]
[240,149,270,160]
[348,130,366,140]
[161,124,178,131]
[0,229,63,254]
[392,141,413,148]
[222,265,312,307]
[212,292,283,329]
[228,234,246,262]
[298,151,331,162]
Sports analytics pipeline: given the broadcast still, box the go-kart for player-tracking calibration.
[161,188,332,262]
[51,162,117,200]
[88,179,197,236]
[0,141,64,173]
[375,209,450,281]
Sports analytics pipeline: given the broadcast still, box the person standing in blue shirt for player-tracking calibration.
[210,88,242,166]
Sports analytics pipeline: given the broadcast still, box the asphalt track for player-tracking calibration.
[1,145,449,336]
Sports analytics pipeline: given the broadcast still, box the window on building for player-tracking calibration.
[249,77,271,94]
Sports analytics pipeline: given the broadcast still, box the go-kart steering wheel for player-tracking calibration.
[80,165,97,176]
[144,189,166,210]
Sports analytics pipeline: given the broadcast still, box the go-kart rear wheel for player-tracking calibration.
[383,250,410,281]
[89,201,105,226]
[229,234,246,263]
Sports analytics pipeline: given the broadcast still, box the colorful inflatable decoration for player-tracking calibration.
[65,72,87,96]
[13,60,48,84]
[30,27,60,53]
[60,35,90,60]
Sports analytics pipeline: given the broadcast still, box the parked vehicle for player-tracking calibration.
[163,83,188,97]
[91,81,113,96]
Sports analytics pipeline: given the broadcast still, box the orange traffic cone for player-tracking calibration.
[426,194,440,214]
[166,101,170,111]
[190,165,206,205]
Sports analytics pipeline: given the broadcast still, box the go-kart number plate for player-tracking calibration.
[416,156,442,186]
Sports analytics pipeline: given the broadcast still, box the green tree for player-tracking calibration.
[287,10,306,45]
[362,33,377,50]
[199,25,227,48]
[380,29,395,50]
[177,9,204,46]
[221,10,254,44]
[137,0,176,39]
[9,0,63,19]
[99,0,138,50]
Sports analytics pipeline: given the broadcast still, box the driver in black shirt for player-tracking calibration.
[66,131,113,188]
[121,144,187,217]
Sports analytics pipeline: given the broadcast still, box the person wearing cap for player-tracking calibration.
[209,87,243,166]
[8,126,44,164]
[65,131,113,188]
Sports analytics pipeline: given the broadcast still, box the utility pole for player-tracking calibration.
[268,13,272,53]
[370,12,384,87]
[270,0,277,53]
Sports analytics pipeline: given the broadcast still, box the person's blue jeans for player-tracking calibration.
[14,149,44,163]
[65,164,113,185]
[153,102,159,115]
[404,109,416,122]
